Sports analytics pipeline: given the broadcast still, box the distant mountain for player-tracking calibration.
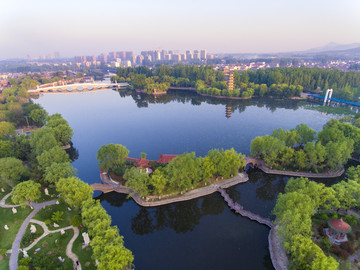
[306,42,360,53]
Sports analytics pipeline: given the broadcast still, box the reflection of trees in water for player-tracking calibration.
[131,208,155,235]
[248,170,286,201]
[131,200,202,235]
[200,194,224,216]
[94,191,127,208]
[115,89,306,114]
[66,141,79,162]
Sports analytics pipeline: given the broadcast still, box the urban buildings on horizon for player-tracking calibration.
[73,49,212,68]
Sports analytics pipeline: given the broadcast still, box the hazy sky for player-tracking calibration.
[1,0,360,59]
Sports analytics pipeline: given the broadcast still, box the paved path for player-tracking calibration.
[0,193,21,208]
[23,219,81,270]
[23,219,73,251]
[9,199,57,270]
[66,227,81,270]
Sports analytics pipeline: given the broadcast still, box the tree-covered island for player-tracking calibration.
[97,144,246,198]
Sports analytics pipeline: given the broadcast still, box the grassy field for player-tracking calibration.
[0,256,9,270]
[0,206,32,250]
[33,201,81,230]
[23,231,74,269]
[0,186,12,201]
[72,228,96,269]
[20,223,44,248]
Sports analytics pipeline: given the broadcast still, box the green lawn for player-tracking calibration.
[24,231,74,269]
[21,223,44,248]
[0,186,12,201]
[33,202,81,230]
[0,255,9,270]
[0,206,33,250]
[5,187,57,205]
[72,228,96,269]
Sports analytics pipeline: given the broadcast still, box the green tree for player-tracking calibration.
[0,157,29,187]
[149,168,168,195]
[0,140,15,158]
[11,180,41,207]
[29,108,48,126]
[43,162,76,186]
[56,177,93,210]
[30,128,59,156]
[0,121,15,138]
[124,167,150,197]
[37,146,69,171]
[97,144,129,174]
[51,211,64,223]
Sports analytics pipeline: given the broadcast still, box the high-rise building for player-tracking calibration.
[186,50,193,60]
[98,53,107,64]
[200,50,207,60]
[180,54,187,61]
[54,52,60,59]
[108,52,117,61]
[172,53,181,61]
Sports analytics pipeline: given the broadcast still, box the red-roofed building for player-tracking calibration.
[125,157,152,174]
[157,154,178,163]
[325,218,352,245]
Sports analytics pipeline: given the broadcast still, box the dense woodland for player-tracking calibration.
[274,167,360,269]
[251,120,360,172]
[0,78,134,269]
[97,145,245,197]
[113,65,360,100]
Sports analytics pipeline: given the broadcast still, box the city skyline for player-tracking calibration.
[1,0,360,60]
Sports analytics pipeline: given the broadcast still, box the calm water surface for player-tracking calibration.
[34,89,340,270]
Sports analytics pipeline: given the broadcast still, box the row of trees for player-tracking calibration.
[56,177,134,270]
[245,67,360,100]
[250,121,360,172]
[273,165,360,269]
[124,149,245,197]
[96,144,245,197]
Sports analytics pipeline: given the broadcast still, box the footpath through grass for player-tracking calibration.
[0,206,32,250]
[73,228,96,269]
[33,201,81,230]
[24,231,74,269]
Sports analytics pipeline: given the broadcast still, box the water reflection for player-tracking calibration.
[116,89,307,118]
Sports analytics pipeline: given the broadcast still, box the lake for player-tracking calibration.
[34,89,341,270]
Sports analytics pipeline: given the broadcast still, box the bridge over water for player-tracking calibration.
[28,82,129,94]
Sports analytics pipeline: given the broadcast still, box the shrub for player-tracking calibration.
[331,245,341,256]
[318,226,325,237]
[71,215,82,227]
[320,237,331,253]
[339,249,350,259]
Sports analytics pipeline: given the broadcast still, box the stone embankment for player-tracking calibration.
[247,157,345,178]
[92,172,249,207]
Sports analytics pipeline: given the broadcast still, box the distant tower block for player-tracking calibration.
[228,71,234,90]
[324,89,333,105]
[226,104,232,119]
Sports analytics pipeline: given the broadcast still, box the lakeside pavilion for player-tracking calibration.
[325,218,352,245]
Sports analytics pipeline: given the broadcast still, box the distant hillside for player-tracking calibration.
[306,42,360,53]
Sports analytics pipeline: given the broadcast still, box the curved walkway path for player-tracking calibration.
[250,158,344,178]
[218,187,287,270]
[23,219,81,270]
[93,172,249,207]
[0,193,21,208]
[9,199,57,270]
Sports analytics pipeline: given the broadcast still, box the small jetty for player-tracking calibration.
[217,187,273,228]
